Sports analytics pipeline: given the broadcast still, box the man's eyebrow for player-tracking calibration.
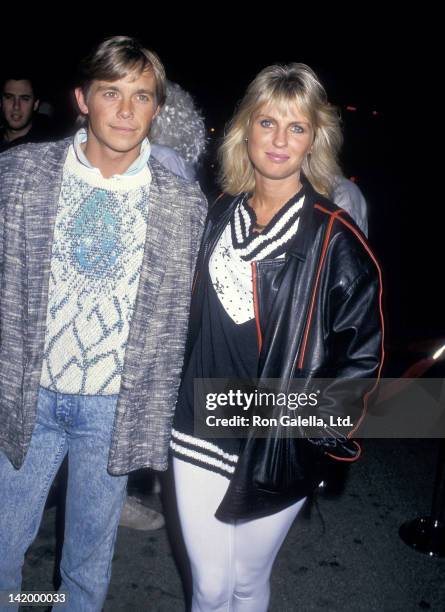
[2,92,32,98]
[96,85,120,92]
[95,85,155,95]
[134,88,155,95]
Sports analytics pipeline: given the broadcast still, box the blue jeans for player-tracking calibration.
[0,387,128,611]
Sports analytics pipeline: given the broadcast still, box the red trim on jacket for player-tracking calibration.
[312,204,385,457]
[297,208,344,369]
[326,440,363,462]
[251,262,263,353]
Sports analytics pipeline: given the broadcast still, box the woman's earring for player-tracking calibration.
[244,137,248,143]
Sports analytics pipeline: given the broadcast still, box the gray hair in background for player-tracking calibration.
[149,80,207,166]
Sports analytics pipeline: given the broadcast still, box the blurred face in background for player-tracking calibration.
[1,79,39,135]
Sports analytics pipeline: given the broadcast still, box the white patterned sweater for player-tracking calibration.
[40,146,152,395]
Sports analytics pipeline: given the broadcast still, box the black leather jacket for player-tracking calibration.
[186,180,384,520]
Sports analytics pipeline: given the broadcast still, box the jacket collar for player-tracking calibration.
[208,178,331,264]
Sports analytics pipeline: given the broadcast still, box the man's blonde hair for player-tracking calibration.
[78,35,166,108]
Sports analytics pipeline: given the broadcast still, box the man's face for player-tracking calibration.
[75,68,160,159]
[1,79,38,132]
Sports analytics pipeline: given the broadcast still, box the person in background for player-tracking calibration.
[0,74,51,151]
[0,36,206,610]
[332,174,368,236]
[150,79,207,181]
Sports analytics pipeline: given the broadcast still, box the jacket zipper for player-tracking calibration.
[251,262,262,353]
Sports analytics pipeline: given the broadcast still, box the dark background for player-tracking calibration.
[0,15,440,368]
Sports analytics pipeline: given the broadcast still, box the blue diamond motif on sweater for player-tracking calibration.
[73,189,120,276]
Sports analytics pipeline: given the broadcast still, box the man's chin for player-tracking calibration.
[108,139,145,155]
[7,119,30,131]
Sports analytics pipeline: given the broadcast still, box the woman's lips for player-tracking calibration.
[266,152,290,163]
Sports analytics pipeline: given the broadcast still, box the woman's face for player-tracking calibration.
[247,102,314,185]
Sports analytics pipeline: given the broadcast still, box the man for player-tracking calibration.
[0,36,207,610]
[0,75,49,151]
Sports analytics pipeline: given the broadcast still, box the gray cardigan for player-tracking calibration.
[0,139,207,474]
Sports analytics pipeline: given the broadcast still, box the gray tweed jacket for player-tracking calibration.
[0,139,207,474]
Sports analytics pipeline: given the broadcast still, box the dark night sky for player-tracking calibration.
[0,15,441,353]
[0,14,412,115]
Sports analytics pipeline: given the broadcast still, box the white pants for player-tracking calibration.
[173,457,306,612]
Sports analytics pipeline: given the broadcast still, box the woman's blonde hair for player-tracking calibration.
[219,63,342,196]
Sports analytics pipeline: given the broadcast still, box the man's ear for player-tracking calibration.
[74,87,89,115]
[33,98,40,112]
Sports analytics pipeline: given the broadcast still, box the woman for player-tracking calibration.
[170,63,383,611]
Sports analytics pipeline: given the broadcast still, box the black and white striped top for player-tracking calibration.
[231,190,305,261]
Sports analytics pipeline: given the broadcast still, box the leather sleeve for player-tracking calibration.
[307,232,384,461]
